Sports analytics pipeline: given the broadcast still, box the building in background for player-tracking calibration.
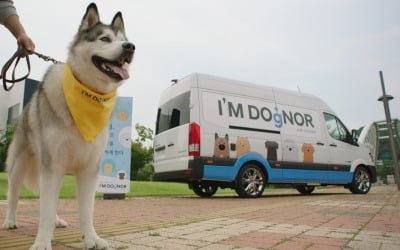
[375,119,400,165]
[359,119,400,167]
[0,79,39,133]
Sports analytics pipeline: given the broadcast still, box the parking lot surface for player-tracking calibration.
[0,185,399,249]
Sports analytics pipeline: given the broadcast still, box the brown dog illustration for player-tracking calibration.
[265,141,279,161]
[213,133,230,158]
[302,143,315,163]
[236,137,251,157]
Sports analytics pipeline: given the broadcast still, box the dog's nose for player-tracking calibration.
[123,42,135,52]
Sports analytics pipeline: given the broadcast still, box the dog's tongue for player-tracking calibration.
[106,63,129,80]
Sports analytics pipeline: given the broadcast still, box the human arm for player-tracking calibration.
[4,14,35,53]
[0,0,35,53]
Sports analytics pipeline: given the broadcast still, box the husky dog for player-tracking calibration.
[2,3,134,249]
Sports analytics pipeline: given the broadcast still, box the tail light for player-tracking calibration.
[188,122,200,156]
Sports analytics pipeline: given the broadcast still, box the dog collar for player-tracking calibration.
[63,64,116,142]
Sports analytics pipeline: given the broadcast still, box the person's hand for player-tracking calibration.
[17,33,35,56]
[4,15,35,57]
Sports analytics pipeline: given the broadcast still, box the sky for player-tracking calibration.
[1,0,399,138]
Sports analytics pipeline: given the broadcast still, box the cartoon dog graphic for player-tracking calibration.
[283,140,298,162]
[302,143,315,163]
[213,133,230,158]
[265,141,279,161]
[236,137,251,158]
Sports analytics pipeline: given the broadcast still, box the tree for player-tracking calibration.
[130,124,154,180]
[130,142,153,180]
[0,126,15,172]
[136,163,154,181]
[134,124,154,144]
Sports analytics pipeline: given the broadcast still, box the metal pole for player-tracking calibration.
[378,71,400,191]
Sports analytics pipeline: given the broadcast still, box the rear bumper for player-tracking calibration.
[153,157,204,182]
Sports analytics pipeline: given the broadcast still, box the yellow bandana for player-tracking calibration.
[63,64,116,142]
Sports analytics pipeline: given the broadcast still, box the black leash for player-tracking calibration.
[0,47,62,91]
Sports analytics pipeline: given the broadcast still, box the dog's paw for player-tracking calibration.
[29,240,52,250]
[83,235,108,250]
[2,220,18,230]
[55,217,68,228]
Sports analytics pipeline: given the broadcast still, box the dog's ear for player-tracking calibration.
[80,3,100,31]
[112,12,125,34]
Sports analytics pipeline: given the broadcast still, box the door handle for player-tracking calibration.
[329,143,337,147]
[168,143,175,147]
[155,145,166,152]
[316,142,325,146]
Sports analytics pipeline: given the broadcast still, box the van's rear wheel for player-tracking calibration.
[296,185,315,194]
[191,182,218,197]
[235,164,266,198]
[349,166,371,194]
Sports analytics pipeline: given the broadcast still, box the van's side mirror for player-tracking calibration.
[351,129,359,146]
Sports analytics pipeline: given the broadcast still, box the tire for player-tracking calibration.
[191,182,218,197]
[296,185,315,195]
[235,164,266,198]
[349,166,371,194]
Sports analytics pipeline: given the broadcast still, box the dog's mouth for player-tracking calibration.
[92,55,130,81]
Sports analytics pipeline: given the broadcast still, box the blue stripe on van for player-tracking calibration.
[203,152,281,181]
[203,165,236,181]
[279,169,353,183]
[202,152,353,184]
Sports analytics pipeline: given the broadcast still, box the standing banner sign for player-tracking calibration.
[97,96,132,194]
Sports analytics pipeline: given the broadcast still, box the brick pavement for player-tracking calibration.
[0,185,399,249]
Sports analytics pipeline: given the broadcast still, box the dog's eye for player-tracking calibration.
[100,36,111,43]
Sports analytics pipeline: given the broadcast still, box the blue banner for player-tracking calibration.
[97,96,132,193]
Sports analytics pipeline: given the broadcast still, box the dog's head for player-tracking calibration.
[214,133,229,158]
[68,3,134,94]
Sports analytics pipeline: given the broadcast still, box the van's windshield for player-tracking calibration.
[155,92,190,135]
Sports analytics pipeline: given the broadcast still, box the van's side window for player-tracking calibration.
[156,92,190,135]
[324,113,351,143]
[170,109,181,129]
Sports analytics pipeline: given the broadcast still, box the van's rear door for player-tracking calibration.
[154,124,190,171]
[154,92,191,173]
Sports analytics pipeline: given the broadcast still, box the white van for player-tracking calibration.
[153,73,376,198]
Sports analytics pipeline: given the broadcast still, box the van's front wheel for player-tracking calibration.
[235,164,266,198]
[349,166,371,194]
[191,182,218,197]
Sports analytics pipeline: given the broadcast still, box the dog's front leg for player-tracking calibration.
[76,168,108,249]
[30,170,64,250]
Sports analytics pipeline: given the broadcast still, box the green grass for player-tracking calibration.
[0,172,236,200]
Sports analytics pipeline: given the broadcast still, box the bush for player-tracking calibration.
[130,142,153,180]
[376,165,394,184]
[0,126,15,171]
[136,163,154,181]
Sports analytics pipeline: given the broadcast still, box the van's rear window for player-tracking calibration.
[156,92,190,134]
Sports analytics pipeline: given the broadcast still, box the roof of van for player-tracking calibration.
[162,72,334,113]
